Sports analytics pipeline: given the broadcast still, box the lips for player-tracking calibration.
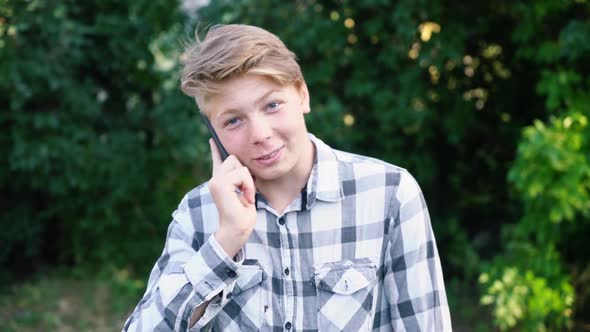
[256,147,282,160]
[254,146,284,164]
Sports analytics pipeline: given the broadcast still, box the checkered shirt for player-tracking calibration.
[123,134,452,331]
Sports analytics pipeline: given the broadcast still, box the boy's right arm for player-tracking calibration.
[122,210,245,332]
[124,140,257,331]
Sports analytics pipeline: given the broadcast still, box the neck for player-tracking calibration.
[256,139,315,214]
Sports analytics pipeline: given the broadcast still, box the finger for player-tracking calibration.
[236,166,256,204]
[219,155,243,174]
[240,167,256,204]
[226,167,256,204]
[210,139,223,176]
[237,192,250,207]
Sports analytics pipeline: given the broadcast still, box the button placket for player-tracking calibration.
[277,215,294,331]
[225,267,237,279]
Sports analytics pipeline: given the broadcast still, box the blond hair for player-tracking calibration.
[181,24,304,109]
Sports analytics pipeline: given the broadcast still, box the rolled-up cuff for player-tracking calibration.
[184,234,244,302]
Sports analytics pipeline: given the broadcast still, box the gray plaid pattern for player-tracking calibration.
[314,257,377,331]
[123,134,452,332]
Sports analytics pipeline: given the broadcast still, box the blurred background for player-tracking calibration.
[1,0,589,331]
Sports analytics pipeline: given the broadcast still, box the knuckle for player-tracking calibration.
[207,178,218,189]
[229,155,242,167]
[226,155,237,163]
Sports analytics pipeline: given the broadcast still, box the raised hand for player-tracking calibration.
[208,139,257,257]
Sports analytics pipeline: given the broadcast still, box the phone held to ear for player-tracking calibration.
[200,112,229,161]
[200,112,256,198]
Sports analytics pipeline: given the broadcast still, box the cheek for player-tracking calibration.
[279,110,305,131]
[221,132,247,154]
[275,123,297,141]
[283,116,307,138]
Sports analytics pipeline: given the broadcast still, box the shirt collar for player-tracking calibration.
[254,133,344,212]
[305,133,345,208]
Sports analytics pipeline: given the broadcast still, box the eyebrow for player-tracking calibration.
[216,89,281,120]
[255,89,281,106]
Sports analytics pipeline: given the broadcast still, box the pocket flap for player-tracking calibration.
[314,258,377,295]
[234,266,264,295]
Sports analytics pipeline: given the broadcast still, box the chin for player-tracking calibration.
[253,169,285,181]
[252,164,291,181]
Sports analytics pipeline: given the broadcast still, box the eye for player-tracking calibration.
[266,101,280,112]
[224,117,241,128]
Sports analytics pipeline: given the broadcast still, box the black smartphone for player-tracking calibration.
[200,112,257,198]
[200,112,229,161]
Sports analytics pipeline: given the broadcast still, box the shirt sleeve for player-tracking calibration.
[122,196,244,332]
[383,170,452,331]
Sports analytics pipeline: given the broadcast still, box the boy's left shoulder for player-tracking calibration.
[331,149,424,195]
[332,148,407,178]
[309,134,421,196]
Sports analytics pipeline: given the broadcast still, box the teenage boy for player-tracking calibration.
[123,24,451,331]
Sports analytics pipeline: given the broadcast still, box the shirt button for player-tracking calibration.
[226,292,233,299]
[284,267,290,276]
[284,321,292,330]
[278,217,285,225]
[225,268,237,278]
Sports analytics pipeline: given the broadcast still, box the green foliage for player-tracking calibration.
[436,218,481,280]
[0,0,209,279]
[478,1,590,330]
[495,110,589,328]
[509,114,589,233]
[480,266,574,331]
[537,70,584,111]
[480,233,576,330]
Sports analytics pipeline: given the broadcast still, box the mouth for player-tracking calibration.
[254,145,285,166]
[254,146,284,161]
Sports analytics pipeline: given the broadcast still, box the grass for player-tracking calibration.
[0,268,144,332]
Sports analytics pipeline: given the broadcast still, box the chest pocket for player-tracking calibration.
[313,257,377,332]
[218,260,265,331]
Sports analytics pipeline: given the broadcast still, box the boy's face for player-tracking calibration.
[202,74,312,182]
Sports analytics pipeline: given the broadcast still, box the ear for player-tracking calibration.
[296,81,311,114]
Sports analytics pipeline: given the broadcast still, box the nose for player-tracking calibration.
[249,115,273,144]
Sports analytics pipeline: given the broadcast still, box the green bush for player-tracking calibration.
[480,266,574,331]
[0,0,209,279]
[509,113,589,234]
[478,1,590,329]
